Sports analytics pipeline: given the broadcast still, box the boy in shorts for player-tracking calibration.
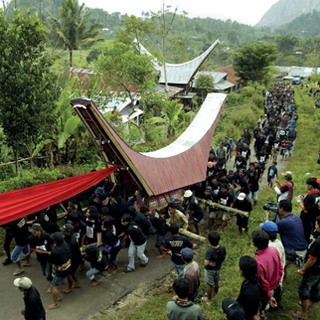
[203,231,226,303]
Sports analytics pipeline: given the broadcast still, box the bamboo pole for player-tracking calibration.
[198,199,249,217]
[179,228,206,242]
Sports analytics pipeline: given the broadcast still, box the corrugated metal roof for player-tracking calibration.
[276,66,319,78]
[214,80,235,91]
[71,92,226,196]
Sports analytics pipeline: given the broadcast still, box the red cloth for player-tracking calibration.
[0,166,120,225]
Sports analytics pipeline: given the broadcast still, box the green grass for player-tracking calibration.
[123,86,320,320]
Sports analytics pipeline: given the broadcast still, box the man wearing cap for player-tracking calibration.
[234,193,252,233]
[272,171,294,202]
[296,177,320,242]
[14,277,46,320]
[180,248,200,302]
[183,191,204,234]
[167,202,189,230]
[29,224,52,281]
[260,221,286,269]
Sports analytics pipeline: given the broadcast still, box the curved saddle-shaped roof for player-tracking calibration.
[136,39,220,86]
[71,92,226,196]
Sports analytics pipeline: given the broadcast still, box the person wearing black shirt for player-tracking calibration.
[67,215,87,247]
[84,246,108,286]
[164,223,194,278]
[234,155,247,170]
[237,256,261,320]
[203,231,226,303]
[13,277,46,320]
[61,224,82,292]
[248,169,259,206]
[47,232,71,310]
[297,178,320,243]
[28,224,52,281]
[234,193,252,233]
[129,206,153,240]
[101,217,121,271]
[11,217,31,276]
[84,206,102,245]
[217,184,234,232]
[141,206,168,257]
[295,216,320,320]
[33,211,60,235]
[121,214,149,272]
[2,221,15,265]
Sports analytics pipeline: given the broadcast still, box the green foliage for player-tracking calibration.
[95,41,157,102]
[48,0,102,66]
[276,10,320,37]
[0,9,57,162]
[195,74,214,102]
[233,43,278,84]
[116,15,154,48]
[0,168,67,193]
[240,86,256,98]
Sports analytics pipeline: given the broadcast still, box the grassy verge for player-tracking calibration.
[121,86,320,320]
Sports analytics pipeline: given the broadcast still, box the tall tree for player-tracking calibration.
[48,0,101,67]
[233,43,278,84]
[150,3,179,93]
[96,41,157,143]
[0,9,57,174]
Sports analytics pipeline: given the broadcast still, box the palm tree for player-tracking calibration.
[48,0,101,67]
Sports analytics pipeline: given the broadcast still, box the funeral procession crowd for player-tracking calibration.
[2,83,320,320]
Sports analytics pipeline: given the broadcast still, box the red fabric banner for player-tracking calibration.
[0,166,120,225]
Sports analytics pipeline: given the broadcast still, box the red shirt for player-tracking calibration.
[256,246,283,299]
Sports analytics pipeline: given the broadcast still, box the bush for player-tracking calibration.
[0,168,67,193]
[241,86,255,98]
[252,94,265,108]
[226,92,242,105]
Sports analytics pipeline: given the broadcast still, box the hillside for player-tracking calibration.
[3,0,268,69]
[256,0,320,29]
[276,10,320,37]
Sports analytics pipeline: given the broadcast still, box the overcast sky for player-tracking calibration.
[83,0,279,25]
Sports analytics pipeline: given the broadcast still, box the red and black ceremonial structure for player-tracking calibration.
[0,40,226,224]
[70,93,226,208]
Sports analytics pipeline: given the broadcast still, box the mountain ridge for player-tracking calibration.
[256,0,320,29]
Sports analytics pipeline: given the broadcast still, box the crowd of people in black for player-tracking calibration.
[3,83,320,320]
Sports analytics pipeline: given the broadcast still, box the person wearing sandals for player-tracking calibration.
[11,217,31,276]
